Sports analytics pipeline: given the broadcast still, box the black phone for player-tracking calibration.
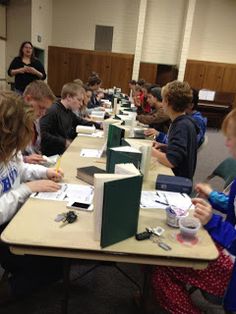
[66,202,93,211]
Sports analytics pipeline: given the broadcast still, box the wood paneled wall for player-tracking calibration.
[184,59,236,107]
[48,46,134,96]
[184,60,236,99]
[139,62,158,83]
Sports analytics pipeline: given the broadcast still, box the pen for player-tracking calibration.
[162,193,168,204]
[155,200,169,206]
[55,157,61,173]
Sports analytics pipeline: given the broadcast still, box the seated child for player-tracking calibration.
[151,81,199,180]
[40,82,96,156]
[22,80,56,164]
[0,91,63,302]
[147,88,207,148]
[152,109,236,314]
[136,86,170,133]
[193,108,236,313]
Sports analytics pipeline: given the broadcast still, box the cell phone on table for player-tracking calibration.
[66,201,93,211]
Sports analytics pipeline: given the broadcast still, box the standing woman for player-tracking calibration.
[8,41,46,94]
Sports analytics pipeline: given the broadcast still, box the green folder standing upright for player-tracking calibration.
[100,175,143,248]
[107,124,125,150]
[106,146,142,173]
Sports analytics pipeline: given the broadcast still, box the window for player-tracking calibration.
[94,25,113,52]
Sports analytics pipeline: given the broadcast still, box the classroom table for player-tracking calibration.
[1,135,219,313]
[2,136,218,267]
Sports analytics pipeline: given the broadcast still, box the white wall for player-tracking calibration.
[31,0,53,74]
[52,0,139,53]
[6,0,31,79]
[188,0,236,63]
[141,0,187,65]
[4,0,236,86]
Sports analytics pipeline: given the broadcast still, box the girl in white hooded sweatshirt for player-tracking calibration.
[0,91,63,303]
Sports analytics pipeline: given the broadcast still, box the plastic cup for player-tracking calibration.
[179,217,201,239]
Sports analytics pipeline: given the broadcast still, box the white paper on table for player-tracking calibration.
[140,191,166,209]
[80,148,102,158]
[163,191,193,210]
[140,190,193,210]
[77,130,104,138]
[31,183,94,203]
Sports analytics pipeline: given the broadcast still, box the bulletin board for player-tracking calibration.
[0,5,6,39]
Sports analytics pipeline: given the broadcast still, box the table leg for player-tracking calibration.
[61,258,71,314]
[141,265,154,314]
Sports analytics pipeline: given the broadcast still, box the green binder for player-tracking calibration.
[106,146,142,173]
[100,175,143,248]
[107,124,125,150]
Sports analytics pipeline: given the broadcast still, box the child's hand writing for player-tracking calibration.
[192,198,213,225]
[47,168,64,182]
[26,180,61,193]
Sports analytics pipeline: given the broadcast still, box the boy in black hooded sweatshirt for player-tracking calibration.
[152,80,199,180]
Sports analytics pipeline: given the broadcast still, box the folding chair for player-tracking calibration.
[206,157,236,190]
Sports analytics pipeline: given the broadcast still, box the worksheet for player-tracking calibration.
[31,183,94,203]
[140,190,193,210]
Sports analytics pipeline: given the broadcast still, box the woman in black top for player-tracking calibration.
[8,41,46,94]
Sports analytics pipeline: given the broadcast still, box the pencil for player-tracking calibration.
[55,157,61,173]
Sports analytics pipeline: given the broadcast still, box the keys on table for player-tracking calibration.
[150,234,172,251]
[135,226,172,251]
[55,211,78,227]
[54,213,67,222]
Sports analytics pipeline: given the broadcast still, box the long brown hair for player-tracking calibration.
[0,91,35,163]
[18,41,35,60]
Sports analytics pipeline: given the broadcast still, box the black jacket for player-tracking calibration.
[40,101,93,156]
[8,56,46,92]
[166,115,199,180]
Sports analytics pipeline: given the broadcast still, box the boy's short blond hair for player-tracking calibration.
[222,108,236,136]
[0,91,34,163]
[73,78,84,86]
[23,80,55,102]
[61,82,84,99]
[161,80,193,113]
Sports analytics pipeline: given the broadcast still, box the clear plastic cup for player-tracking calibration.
[179,217,201,239]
